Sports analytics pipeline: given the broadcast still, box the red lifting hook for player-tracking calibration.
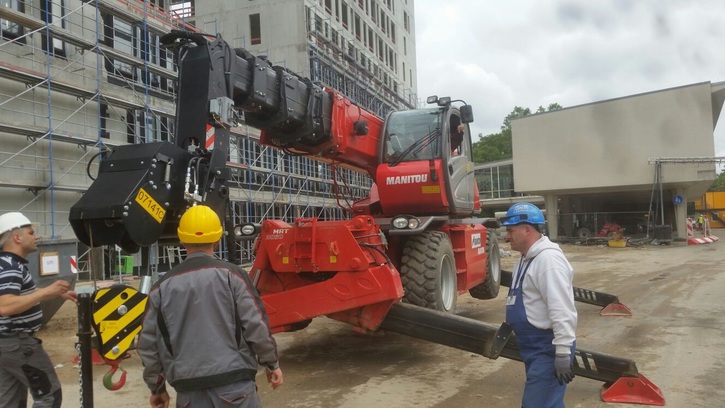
[102,358,127,391]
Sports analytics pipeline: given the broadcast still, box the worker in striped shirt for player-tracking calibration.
[0,212,77,408]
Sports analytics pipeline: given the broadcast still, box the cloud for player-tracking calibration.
[414,0,725,156]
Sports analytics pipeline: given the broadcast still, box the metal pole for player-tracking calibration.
[76,293,94,408]
[139,245,153,295]
[658,161,665,225]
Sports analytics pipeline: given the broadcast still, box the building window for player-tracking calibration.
[99,104,110,139]
[126,110,172,144]
[331,29,338,47]
[110,17,135,78]
[138,31,161,88]
[341,2,348,28]
[250,13,261,45]
[41,0,67,58]
[105,15,176,97]
[314,13,322,34]
[354,13,361,40]
[170,1,192,19]
[1,0,25,43]
[126,110,136,144]
[160,116,175,142]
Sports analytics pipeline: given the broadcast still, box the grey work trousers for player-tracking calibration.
[0,333,62,408]
[175,380,261,408]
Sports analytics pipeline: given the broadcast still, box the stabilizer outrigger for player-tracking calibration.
[381,302,665,406]
[501,269,633,316]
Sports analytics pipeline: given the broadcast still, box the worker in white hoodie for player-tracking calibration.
[500,202,577,408]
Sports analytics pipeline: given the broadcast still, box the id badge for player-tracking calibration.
[506,295,516,306]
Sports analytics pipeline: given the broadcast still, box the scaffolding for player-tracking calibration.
[0,0,186,237]
[0,0,375,274]
[305,1,416,116]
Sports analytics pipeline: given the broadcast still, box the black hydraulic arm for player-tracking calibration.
[161,30,334,149]
[69,32,334,252]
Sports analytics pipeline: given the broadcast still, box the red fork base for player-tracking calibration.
[72,348,105,365]
[600,302,633,316]
[601,374,665,405]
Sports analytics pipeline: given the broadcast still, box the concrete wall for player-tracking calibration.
[194,0,310,75]
[193,0,417,99]
[512,82,719,195]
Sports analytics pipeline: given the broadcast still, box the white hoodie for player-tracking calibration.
[511,235,577,355]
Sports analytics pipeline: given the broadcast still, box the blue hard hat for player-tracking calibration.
[500,202,545,226]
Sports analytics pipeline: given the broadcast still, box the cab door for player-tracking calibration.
[444,111,477,214]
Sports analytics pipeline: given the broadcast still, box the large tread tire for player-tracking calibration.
[399,231,457,313]
[469,229,501,300]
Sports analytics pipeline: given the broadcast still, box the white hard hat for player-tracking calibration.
[0,212,33,236]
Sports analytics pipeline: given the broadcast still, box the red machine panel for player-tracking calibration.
[376,160,450,215]
[251,216,404,332]
[444,224,489,291]
[328,91,384,177]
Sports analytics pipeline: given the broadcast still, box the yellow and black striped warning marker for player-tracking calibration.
[92,285,148,361]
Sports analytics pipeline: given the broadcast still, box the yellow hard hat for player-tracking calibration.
[177,205,223,244]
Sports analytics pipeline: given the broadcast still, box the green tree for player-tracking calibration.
[473,104,563,163]
[708,170,725,191]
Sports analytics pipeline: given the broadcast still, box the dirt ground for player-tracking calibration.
[38,230,725,407]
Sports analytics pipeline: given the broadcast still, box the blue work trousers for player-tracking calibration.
[506,262,570,408]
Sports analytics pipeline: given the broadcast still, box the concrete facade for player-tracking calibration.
[193,0,418,114]
[511,82,725,239]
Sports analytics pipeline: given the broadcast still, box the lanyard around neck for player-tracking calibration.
[513,255,537,290]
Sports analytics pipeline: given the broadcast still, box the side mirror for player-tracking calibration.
[460,105,474,124]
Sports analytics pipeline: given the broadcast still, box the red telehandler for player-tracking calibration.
[68,31,663,405]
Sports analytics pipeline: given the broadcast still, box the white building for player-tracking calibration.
[511,82,725,240]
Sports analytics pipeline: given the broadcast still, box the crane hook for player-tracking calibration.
[102,358,127,391]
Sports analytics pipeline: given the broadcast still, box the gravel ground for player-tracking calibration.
[37,229,724,407]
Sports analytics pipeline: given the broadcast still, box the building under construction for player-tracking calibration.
[0,0,417,274]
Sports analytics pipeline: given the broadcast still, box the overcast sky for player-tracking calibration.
[413,0,725,158]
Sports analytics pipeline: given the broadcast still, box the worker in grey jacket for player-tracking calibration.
[501,202,577,408]
[138,205,282,408]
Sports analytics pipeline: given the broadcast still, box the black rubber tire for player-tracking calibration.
[577,227,592,239]
[399,231,457,313]
[469,229,501,300]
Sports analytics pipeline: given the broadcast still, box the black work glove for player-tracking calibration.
[554,354,574,385]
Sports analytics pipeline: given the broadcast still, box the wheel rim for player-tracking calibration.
[440,254,456,312]
[489,243,501,284]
